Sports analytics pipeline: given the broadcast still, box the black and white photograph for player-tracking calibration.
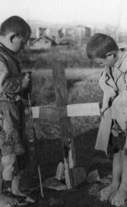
[0,0,126,206]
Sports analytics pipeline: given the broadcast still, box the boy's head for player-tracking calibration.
[0,16,31,52]
[86,33,118,67]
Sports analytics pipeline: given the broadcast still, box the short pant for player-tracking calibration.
[109,120,126,153]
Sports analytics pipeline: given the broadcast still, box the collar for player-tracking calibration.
[0,43,21,71]
[0,43,16,55]
[114,48,127,72]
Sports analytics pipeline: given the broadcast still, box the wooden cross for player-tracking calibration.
[31,62,100,189]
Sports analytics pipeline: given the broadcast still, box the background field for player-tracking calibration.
[20,44,100,70]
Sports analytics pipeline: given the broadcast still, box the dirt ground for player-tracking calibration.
[20,127,114,207]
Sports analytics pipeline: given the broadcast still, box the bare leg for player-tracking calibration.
[11,175,25,197]
[111,150,127,206]
[11,175,35,203]
[100,151,122,201]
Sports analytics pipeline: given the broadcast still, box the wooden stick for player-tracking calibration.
[52,62,76,189]
[28,94,44,197]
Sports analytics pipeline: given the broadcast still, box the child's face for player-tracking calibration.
[12,35,28,53]
[93,54,117,67]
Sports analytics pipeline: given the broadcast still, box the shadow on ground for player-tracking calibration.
[20,128,114,207]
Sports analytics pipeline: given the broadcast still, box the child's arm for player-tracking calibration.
[99,71,117,114]
[0,55,30,95]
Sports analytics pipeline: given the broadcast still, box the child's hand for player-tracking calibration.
[22,73,31,89]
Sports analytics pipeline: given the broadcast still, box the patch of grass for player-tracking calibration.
[31,76,55,106]
[20,44,100,69]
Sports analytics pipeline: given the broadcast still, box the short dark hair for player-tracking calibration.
[86,33,118,59]
[0,16,31,41]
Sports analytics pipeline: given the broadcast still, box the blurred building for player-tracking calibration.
[58,26,91,45]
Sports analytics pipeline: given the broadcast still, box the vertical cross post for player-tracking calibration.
[52,62,76,189]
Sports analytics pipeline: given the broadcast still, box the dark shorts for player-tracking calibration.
[108,120,126,154]
[109,132,126,153]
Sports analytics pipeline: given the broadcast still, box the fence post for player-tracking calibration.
[52,61,76,189]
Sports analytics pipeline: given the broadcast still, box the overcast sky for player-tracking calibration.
[0,0,127,30]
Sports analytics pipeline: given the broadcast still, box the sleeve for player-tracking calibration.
[122,57,127,88]
[99,70,117,113]
[0,54,24,95]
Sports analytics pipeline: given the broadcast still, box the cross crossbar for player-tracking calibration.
[31,102,100,119]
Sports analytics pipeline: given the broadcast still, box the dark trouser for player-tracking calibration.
[109,132,126,154]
